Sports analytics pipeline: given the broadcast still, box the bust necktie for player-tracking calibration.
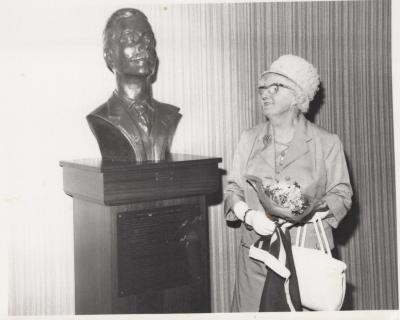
[134,103,151,134]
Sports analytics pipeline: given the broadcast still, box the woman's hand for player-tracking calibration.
[310,200,334,221]
[314,199,329,212]
[245,210,276,235]
[232,201,276,235]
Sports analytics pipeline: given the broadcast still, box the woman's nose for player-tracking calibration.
[260,90,271,100]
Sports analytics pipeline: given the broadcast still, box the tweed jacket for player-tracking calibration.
[224,114,353,249]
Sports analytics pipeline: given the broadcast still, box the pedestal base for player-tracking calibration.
[74,196,209,314]
[60,155,221,314]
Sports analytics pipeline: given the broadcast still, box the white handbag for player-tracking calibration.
[292,217,347,311]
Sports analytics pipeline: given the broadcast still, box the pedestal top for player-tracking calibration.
[60,154,222,204]
[60,154,221,173]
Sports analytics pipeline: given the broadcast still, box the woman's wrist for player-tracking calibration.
[243,208,252,225]
[315,200,329,211]
[233,201,250,221]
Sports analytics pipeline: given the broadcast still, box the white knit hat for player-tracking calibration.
[261,55,320,101]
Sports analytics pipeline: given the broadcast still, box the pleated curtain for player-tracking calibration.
[152,0,396,311]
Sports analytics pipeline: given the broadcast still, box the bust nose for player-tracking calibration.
[136,37,147,51]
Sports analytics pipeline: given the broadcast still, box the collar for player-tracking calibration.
[251,114,312,170]
[112,90,155,113]
[279,114,312,169]
[291,113,313,142]
[260,114,312,147]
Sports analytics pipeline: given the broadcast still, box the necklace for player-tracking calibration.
[272,127,291,178]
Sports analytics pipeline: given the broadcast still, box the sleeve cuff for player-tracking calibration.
[224,193,245,221]
[324,193,347,228]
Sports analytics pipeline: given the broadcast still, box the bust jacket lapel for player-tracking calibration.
[150,103,168,159]
[107,94,147,161]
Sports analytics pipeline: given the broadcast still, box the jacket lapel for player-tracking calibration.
[259,143,275,169]
[281,114,312,169]
[150,104,169,158]
[248,122,275,169]
[108,93,147,160]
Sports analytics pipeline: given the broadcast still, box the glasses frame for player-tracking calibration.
[257,83,295,96]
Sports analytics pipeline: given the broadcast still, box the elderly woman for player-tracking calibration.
[224,55,352,312]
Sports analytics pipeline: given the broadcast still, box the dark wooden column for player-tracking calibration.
[60,154,221,314]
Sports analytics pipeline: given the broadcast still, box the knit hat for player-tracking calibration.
[261,55,320,101]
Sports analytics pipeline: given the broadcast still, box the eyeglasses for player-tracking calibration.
[258,83,294,96]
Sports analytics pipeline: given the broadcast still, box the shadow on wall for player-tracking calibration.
[333,154,360,310]
[308,83,360,310]
[305,82,325,123]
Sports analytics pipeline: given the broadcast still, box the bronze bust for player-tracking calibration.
[87,8,182,162]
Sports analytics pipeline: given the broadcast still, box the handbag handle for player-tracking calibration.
[295,217,332,257]
[295,222,308,247]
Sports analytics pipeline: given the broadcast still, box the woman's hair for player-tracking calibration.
[261,55,320,113]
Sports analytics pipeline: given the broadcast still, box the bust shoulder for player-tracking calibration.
[88,95,126,120]
[153,99,181,115]
[152,99,182,124]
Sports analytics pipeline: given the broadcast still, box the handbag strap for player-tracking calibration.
[295,217,332,257]
[295,224,301,246]
[295,222,307,247]
[314,217,332,257]
[312,219,328,255]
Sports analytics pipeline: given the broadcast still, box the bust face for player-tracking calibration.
[108,15,158,78]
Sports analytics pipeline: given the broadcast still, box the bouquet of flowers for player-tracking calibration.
[245,175,318,223]
[264,180,309,216]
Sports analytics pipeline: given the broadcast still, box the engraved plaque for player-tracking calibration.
[117,204,202,297]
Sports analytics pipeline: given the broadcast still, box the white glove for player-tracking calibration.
[246,210,276,235]
[233,201,276,236]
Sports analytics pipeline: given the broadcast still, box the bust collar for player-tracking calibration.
[112,90,155,113]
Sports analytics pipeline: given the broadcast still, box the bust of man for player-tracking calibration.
[87,8,182,162]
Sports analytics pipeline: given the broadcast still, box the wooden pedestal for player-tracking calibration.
[60,154,221,314]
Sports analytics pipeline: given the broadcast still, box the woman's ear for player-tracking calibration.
[296,94,307,105]
[293,94,307,111]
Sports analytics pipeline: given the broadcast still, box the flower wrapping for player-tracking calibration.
[264,181,309,216]
[245,174,318,223]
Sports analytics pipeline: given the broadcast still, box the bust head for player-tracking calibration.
[103,8,158,82]
[88,8,181,162]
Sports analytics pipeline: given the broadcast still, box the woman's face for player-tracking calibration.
[258,74,298,118]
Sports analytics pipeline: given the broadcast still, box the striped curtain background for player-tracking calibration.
[8,0,396,314]
[151,0,396,311]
